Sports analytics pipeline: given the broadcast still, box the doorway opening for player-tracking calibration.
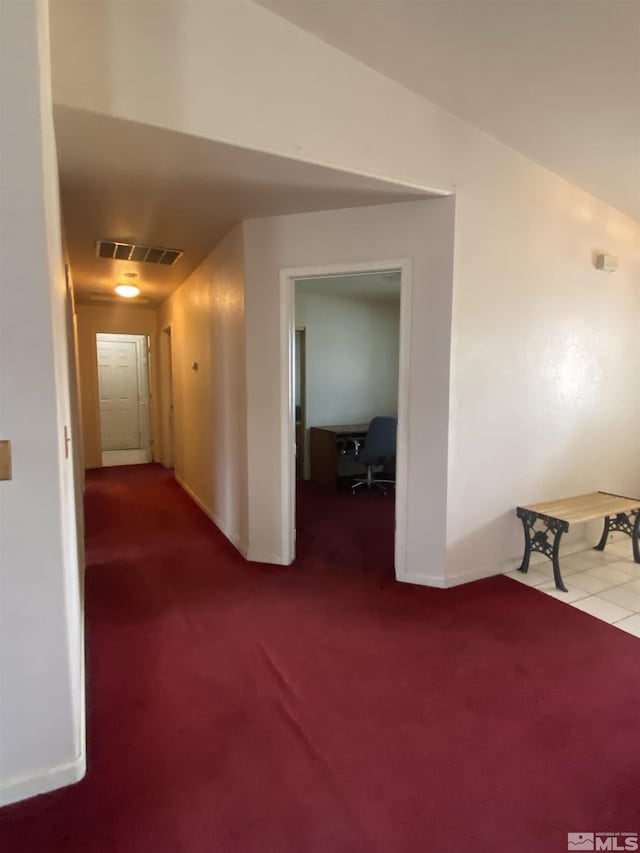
[161,326,176,469]
[294,327,307,481]
[96,332,152,467]
[284,260,410,577]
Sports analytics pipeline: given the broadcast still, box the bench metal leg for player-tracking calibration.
[551,527,568,593]
[594,516,610,551]
[516,508,569,592]
[517,512,532,574]
[594,511,640,563]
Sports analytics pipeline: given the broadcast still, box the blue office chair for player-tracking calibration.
[350,416,397,495]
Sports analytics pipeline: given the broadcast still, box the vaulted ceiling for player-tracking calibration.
[53,0,639,308]
[257,0,640,222]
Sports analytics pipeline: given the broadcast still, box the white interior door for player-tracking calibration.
[97,334,150,457]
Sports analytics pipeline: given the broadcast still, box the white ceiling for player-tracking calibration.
[54,107,430,304]
[256,0,640,222]
[295,271,401,302]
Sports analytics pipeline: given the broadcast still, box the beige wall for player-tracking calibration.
[76,304,160,468]
[158,225,248,554]
[5,0,635,811]
[0,0,84,805]
[445,142,640,583]
[51,0,640,585]
[243,199,455,576]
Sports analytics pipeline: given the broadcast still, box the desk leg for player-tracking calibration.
[516,509,569,592]
[632,511,640,564]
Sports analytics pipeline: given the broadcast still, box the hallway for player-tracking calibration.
[1,465,639,852]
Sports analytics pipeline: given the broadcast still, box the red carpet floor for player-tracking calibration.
[1,464,639,852]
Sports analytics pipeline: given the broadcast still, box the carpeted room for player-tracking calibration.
[2,1,640,852]
[2,464,639,852]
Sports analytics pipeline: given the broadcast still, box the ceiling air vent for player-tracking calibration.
[96,240,183,266]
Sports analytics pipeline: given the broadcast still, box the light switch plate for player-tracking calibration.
[0,440,11,481]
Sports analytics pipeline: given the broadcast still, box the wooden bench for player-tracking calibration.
[516,492,640,592]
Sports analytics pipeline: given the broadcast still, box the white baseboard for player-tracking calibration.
[398,571,447,588]
[243,547,289,565]
[0,754,85,807]
[174,475,247,557]
[397,536,592,590]
[444,564,504,588]
[174,475,290,565]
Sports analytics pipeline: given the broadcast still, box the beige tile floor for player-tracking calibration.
[504,536,640,637]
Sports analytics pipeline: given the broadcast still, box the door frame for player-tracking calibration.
[294,326,307,479]
[161,325,175,468]
[280,257,412,576]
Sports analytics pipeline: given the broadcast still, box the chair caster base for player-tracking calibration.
[351,481,392,496]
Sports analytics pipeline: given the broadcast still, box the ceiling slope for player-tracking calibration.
[55,107,431,303]
[256,0,640,222]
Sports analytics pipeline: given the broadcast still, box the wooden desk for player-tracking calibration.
[309,424,369,488]
[516,491,640,591]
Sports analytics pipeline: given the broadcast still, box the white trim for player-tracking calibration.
[279,268,296,564]
[243,548,285,565]
[442,565,510,588]
[175,475,281,563]
[393,260,413,579]
[134,335,151,455]
[401,572,448,589]
[175,474,247,557]
[0,754,85,807]
[280,258,412,579]
[160,325,175,469]
[398,537,592,589]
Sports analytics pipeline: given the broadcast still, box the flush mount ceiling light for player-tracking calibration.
[115,284,140,298]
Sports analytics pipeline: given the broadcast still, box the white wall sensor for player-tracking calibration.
[595,253,618,272]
